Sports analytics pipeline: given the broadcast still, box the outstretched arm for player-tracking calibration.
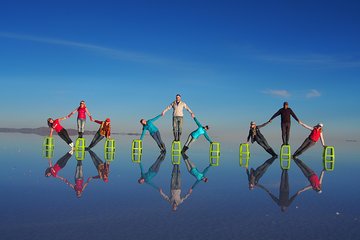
[257,184,280,205]
[320,132,325,147]
[67,108,78,118]
[257,121,270,129]
[159,188,171,203]
[162,102,173,116]
[149,114,162,122]
[319,170,325,184]
[203,131,213,143]
[49,128,54,137]
[85,107,92,118]
[194,117,202,128]
[139,127,146,140]
[184,103,194,118]
[290,109,300,122]
[296,185,312,194]
[269,109,281,122]
[299,122,313,131]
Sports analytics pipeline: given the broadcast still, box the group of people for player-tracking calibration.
[139,94,213,153]
[47,100,111,150]
[48,98,327,160]
[247,101,326,158]
[44,149,110,198]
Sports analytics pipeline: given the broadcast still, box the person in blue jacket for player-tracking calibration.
[138,152,166,189]
[182,152,210,183]
[182,117,212,153]
[140,114,166,152]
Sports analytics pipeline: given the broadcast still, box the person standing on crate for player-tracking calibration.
[67,100,92,138]
[86,118,111,150]
[162,94,195,141]
[293,122,325,158]
[268,102,301,145]
[247,121,277,157]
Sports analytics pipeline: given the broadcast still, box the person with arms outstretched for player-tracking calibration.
[86,118,111,150]
[293,157,325,193]
[247,121,277,157]
[182,117,212,153]
[162,94,194,141]
[47,117,74,148]
[246,156,277,190]
[268,102,300,145]
[67,100,92,138]
[140,114,166,152]
[293,122,325,158]
[138,152,166,189]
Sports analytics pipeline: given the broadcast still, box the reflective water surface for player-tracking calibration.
[0,133,359,240]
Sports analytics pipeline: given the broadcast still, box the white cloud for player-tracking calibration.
[306,89,321,98]
[262,89,291,98]
[0,32,168,64]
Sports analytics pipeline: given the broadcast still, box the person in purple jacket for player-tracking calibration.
[268,102,301,145]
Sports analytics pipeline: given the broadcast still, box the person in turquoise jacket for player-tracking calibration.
[140,114,166,152]
[182,152,210,184]
[182,117,212,153]
[138,152,166,189]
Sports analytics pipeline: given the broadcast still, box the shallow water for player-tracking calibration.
[0,133,359,240]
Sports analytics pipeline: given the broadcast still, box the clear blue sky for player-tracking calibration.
[0,0,359,141]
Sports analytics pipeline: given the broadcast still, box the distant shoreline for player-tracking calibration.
[0,127,140,136]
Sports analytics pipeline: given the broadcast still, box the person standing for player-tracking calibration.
[67,100,92,138]
[268,102,300,145]
[162,94,195,141]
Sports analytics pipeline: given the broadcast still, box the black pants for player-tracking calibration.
[88,131,104,149]
[255,137,276,156]
[58,129,73,145]
[293,138,316,157]
[89,150,103,168]
[171,164,181,190]
[149,152,166,173]
[293,158,315,178]
[281,122,291,145]
[252,156,277,184]
[56,152,73,168]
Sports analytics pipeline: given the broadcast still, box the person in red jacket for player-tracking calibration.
[293,122,325,158]
[45,150,73,178]
[293,157,325,193]
[67,100,92,138]
[47,117,74,148]
[86,118,111,150]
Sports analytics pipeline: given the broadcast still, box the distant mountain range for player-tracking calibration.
[0,127,140,136]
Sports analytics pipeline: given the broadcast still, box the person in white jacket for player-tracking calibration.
[162,94,195,141]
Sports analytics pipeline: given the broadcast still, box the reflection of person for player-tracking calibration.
[246,156,277,190]
[45,150,73,178]
[268,102,300,145]
[257,169,300,212]
[67,100,92,138]
[182,117,212,153]
[138,152,166,189]
[293,122,325,158]
[162,94,195,141]
[86,118,111,150]
[159,164,192,211]
[182,152,209,183]
[293,157,325,193]
[88,150,110,182]
[47,117,74,148]
[247,121,277,157]
[68,160,91,198]
[140,114,166,152]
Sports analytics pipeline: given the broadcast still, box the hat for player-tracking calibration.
[106,118,111,122]
[250,121,256,125]
[317,123,323,127]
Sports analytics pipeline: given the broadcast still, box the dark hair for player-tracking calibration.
[283,102,288,106]
[204,125,209,130]
[47,118,53,128]
[45,167,52,177]
[140,119,145,125]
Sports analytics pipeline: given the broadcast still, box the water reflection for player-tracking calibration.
[42,147,111,198]
[244,156,330,212]
[135,151,217,211]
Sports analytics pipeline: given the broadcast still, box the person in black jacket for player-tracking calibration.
[247,121,277,157]
[268,102,301,145]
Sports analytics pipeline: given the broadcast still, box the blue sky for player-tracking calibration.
[0,0,359,141]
